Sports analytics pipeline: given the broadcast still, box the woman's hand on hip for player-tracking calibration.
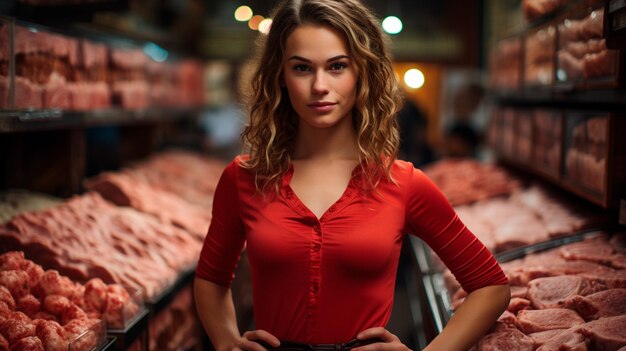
[231,330,281,351]
[354,327,411,351]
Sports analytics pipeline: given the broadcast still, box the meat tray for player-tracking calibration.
[107,307,149,351]
[68,319,106,351]
[555,1,624,90]
[419,229,611,333]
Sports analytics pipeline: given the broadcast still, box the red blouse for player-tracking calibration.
[196,157,507,343]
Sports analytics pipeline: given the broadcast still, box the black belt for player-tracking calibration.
[257,338,383,351]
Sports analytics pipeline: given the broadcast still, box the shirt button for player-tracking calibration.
[312,243,321,252]
[329,205,336,212]
[313,224,321,232]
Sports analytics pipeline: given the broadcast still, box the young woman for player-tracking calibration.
[194,1,510,351]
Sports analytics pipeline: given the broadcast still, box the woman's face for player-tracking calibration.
[282,24,358,130]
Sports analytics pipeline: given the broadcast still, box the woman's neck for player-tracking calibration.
[292,118,358,162]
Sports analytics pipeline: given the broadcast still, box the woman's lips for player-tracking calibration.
[308,102,337,112]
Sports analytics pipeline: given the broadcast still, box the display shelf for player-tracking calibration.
[489,88,626,110]
[494,228,611,262]
[0,107,205,133]
[98,337,118,351]
[605,0,626,48]
[492,111,626,208]
[107,307,150,351]
[145,266,195,314]
[0,0,129,25]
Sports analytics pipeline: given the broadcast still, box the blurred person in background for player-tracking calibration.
[397,98,434,167]
[194,1,510,351]
[442,82,485,159]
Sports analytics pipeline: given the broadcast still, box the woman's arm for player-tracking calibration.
[194,277,241,351]
[194,278,281,351]
[424,283,510,351]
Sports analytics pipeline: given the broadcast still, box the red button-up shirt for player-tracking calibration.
[196,157,507,343]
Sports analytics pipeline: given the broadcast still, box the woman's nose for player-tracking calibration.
[311,72,329,95]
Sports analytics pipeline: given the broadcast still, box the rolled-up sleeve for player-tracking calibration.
[403,166,508,293]
[195,160,246,287]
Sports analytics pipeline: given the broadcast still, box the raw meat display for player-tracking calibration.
[0,192,202,300]
[452,185,602,253]
[565,115,607,194]
[560,289,626,320]
[578,315,626,351]
[557,8,617,83]
[0,251,133,350]
[488,38,521,90]
[522,0,568,21]
[149,285,203,351]
[516,308,585,333]
[525,25,556,86]
[84,172,211,241]
[515,113,533,161]
[0,190,62,225]
[424,158,522,206]
[85,150,225,239]
[122,150,225,208]
[532,110,562,173]
[3,25,205,111]
[463,235,626,350]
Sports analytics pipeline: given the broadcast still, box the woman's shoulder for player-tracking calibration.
[390,159,430,187]
[222,155,253,178]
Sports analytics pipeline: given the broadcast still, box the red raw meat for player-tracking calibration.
[0,287,15,310]
[34,319,67,351]
[517,309,585,334]
[507,297,530,314]
[16,295,40,319]
[80,40,108,69]
[578,271,626,290]
[63,318,101,351]
[82,279,107,313]
[42,295,69,317]
[561,289,626,321]
[60,303,87,325]
[583,50,615,79]
[578,315,626,351]
[0,270,30,299]
[43,79,70,110]
[21,262,43,296]
[534,329,587,351]
[477,327,534,351]
[9,336,43,351]
[511,286,528,299]
[14,77,43,110]
[529,329,568,346]
[528,275,605,309]
[0,314,35,344]
[0,253,25,271]
[38,271,75,299]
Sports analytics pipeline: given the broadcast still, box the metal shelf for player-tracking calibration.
[0,107,205,133]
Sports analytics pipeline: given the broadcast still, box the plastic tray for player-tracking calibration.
[68,319,106,351]
[107,307,150,351]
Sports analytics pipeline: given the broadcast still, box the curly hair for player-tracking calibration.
[241,0,402,193]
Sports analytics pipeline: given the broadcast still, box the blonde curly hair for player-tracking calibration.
[241,0,402,192]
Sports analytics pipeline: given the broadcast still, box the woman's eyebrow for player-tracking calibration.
[287,55,351,63]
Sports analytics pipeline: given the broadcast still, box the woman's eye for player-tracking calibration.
[293,64,310,72]
[329,62,347,71]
